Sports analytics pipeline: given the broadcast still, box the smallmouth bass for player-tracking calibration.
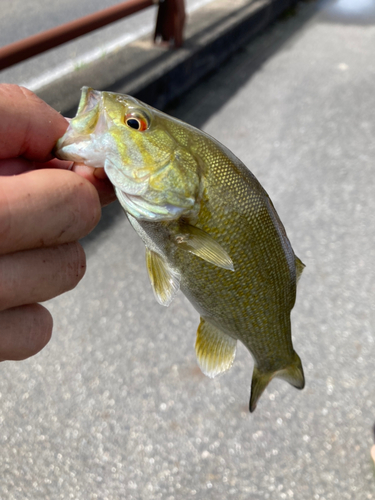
[55,87,305,412]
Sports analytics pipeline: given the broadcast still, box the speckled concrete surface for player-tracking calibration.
[1,1,375,498]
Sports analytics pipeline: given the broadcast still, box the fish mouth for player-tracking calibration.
[77,87,101,115]
[54,128,97,162]
[54,141,92,163]
[54,87,107,164]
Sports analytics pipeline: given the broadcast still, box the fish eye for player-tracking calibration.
[124,113,149,131]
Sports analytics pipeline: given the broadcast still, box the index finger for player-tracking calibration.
[0,169,101,255]
[0,84,68,161]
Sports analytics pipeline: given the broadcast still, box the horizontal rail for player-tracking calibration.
[0,0,185,71]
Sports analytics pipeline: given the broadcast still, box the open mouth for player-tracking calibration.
[54,141,92,163]
[54,87,106,162]
[77,87,102,115]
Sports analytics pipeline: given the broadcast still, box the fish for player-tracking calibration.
[55,87,305,412]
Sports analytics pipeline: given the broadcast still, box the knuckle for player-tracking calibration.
[0,183,13,251]
[76,180,102,235]
[56,172,101,243]
[63,242,87,290]
[23,304,53,359]
[0,243,87,311]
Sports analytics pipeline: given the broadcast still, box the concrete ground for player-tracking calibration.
[1,0,375,498]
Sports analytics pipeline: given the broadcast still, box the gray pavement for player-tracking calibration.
[1,0,375,498]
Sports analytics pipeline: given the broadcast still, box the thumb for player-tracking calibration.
[0,84,68,161]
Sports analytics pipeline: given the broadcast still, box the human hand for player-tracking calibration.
[0,84,115,361]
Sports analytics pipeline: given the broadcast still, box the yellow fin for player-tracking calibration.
[295,256,305,283]
[249,352,305,412]
[174,224,234,271]
[146,248,180,307]
[195,318,237,378]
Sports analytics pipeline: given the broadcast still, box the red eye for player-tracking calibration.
[125,114,148,131]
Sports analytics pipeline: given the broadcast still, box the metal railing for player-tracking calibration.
[0,0,185,71]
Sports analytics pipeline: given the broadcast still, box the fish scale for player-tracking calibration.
[55,87,305,412]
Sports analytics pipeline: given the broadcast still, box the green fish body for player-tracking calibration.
[55,87,305,412]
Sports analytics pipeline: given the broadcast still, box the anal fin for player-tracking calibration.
[195,318,237,378]
[146,248,180,307]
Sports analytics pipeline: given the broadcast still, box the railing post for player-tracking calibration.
[154,0,186,48]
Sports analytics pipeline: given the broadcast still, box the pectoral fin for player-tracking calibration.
[146,248,180,306]
[249,351,305,412]
[195,318,237,378]
[174,224,234,271]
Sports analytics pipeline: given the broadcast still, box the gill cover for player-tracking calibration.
[57,87,203,222]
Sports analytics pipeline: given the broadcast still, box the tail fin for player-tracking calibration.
[276,351,305,389]
[249,352,305,413]
[249,367,274,413]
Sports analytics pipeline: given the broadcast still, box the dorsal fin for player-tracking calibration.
[295,256,305,284]
[174,223,234,271]
[145,248,180,306]
[195,318,237,378]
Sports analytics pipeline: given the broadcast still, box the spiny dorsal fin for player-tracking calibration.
[174,223,234,271]
[249,351,305,412]
[195,318,237,378]
[295,256,305,284]
[146,248,180,307]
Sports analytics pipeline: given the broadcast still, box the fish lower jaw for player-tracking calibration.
[56,142,107,168]
[55,147,84,163]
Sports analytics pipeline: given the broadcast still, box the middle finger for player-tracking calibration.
[0,242,86,311]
